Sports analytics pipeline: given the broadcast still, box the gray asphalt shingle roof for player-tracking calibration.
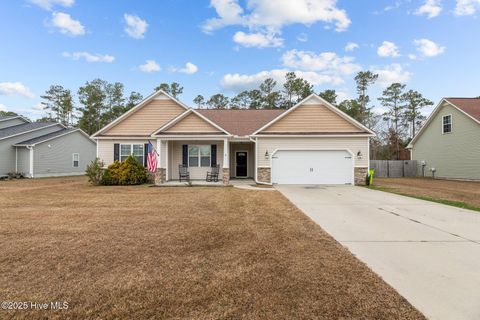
[0,122,58,139]
[14,128,76,146]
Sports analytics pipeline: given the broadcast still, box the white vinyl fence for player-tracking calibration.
[370,160,417,178]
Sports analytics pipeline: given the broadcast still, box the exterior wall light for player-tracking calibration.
[265,150,269,159]
[356,150,363,159]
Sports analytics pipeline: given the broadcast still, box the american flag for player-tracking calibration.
[147,142,158,173]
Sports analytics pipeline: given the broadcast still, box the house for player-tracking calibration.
[92,90,375,185]
[407,98,480,180]
[0,115,96,178]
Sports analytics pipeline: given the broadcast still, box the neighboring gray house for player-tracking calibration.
[407,98,480,180]
[0,115,96,178]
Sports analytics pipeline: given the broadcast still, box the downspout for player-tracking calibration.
[15,147,18,173]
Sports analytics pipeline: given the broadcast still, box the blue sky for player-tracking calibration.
[1,0,479,119]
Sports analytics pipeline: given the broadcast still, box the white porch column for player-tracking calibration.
[222,139,230,185]
[156,139,161,167]
[223,139,229,168]
[28,146,34,178]
[154,139,166,184]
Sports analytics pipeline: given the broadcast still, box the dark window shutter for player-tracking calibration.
[211,144,217,167]
[182,144,188,166]
[114,143,120,161]
[144,143,148,167]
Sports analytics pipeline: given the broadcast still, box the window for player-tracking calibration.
[188,145,211,167]
[72,153,79,168]
[120,144,131,162]
[120,144,144,164]
[442,115,452,133]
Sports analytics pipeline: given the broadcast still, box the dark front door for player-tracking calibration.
[236,152,248,177]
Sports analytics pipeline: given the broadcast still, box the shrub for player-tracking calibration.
[85,158,105,185]
[101,155,147,185]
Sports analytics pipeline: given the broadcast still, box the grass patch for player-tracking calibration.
[368,184,480,212]
[0,176,425,319]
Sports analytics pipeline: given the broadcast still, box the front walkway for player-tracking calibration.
[276,185,480,320]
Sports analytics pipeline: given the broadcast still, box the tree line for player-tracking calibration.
[29,71,433,160]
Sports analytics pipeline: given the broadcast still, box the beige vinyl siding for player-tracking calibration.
[256,137,369,168]
[412,103,480,180]
[169,140,224,180]
[104,99,185,136]
[0,124,63,175]
[16,147,30,175]
[229,142,254,178]
[97,139,149,166]
[262,104,362,133]
[164,113,222,133]
[32,131,96,177]
[0,117,27,129]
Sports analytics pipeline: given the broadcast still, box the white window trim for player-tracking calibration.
[188,144,211,167]
[442,114,452,134]
[120,143,144,164]
[72,153,80,168]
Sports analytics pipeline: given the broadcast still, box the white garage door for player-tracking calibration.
[271,150,353,185]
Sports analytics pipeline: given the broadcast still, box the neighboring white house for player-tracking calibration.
[92,90,375,185]
[0,115,96,178]
[407,98,480,180]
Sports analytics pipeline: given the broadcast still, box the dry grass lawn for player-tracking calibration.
[0,176,424,319]
[374,177,480,209]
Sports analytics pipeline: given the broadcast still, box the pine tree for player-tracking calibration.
[40,85,74,126]
[402,90,433,138]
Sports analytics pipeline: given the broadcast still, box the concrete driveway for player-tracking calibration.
[276,185,480,320]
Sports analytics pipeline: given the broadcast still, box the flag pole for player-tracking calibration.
[147,140,160,156]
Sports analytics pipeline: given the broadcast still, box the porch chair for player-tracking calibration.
[206,165,220,182]
[178,164,190,182]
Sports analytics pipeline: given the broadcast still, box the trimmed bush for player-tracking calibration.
[101,155,147,185]
[85,158,105,185]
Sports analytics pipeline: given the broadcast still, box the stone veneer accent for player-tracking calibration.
[154,168,166,184]
[257,167,271,184]
[354,167,368,186]
[222,168,230,185]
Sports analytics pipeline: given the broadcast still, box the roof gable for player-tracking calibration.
[92,90,189,137]
[153,109,229,135]
[445,98,480,123]
[408,98,480,148]
[254,95,374,135]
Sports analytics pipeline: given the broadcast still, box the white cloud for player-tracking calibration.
[413,38,445,57]
[233,31,283,48]
[221,69,342,92]
[281,49,361,76]
[345,42,358,51]
[202,0,351,47]
[62,51,114,63]
[29,0,74,10]
[415,0,442,18]
[50,12,85,36]
[220,48,361,92]
[123,14,148,39]
[377,41,400,57]
[0,82,35,99]
[408,53,417,60]
[138,60,160,73]
[0,103,6,112]
[371,64,411,87]
[178,62,198,74]
[297,33,308,42]
[454,0,480,15]
[32,102,45,111]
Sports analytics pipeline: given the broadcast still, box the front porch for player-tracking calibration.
[154,137,256,186]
